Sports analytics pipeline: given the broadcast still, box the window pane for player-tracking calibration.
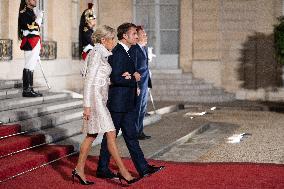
[160,0,179,4]
[160,5,179,29]
[135,0,155,5]
[161,31,179,54]
[135,5,156,29]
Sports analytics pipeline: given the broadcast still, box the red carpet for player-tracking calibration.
[0,155,283,189]
[0,124,21,137]
[0,124,74,181]
[0,134,46,156]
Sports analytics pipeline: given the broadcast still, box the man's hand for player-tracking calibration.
[122,72,131,79]
[133,72,141,81]
[83,107,91,121]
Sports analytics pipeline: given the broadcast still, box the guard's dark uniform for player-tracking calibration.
[79,3,96,60]
[18,1,43,97]
[80,26,94,60]
[19,6,41,51]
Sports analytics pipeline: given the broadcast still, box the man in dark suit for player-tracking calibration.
[129,26,152,140]
[96,23,164,179]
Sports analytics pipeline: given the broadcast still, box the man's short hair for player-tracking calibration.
[117,23,137,40]
[136,25,144,33]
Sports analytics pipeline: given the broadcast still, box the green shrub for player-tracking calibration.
[274,16,284,65]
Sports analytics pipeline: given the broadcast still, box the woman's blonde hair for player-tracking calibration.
[92,25,116,44]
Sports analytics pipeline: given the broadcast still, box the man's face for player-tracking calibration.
[26,0,37,8]
[124,27,138,46]
[138,29,148,46]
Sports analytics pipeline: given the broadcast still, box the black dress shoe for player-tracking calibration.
[138,133,151,140]
[96,170,118,179]
[140,165,165,178]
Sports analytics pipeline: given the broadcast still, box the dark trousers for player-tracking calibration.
[97,110,149,175]
[136,84,149,135]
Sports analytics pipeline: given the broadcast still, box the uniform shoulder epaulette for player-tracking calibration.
[20,7,26,14]
[83,27,88,32]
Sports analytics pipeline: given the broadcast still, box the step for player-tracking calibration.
[14,108,83,132]
[0,92,72,112]
[89,110,209,158]
[55,132,102,152]
[0,124,21,138]
[152,83,214,90]
[152,79,206,85]
[0,80,22,90]
[34,119,83,144]
[151,73,193,80]
[0,99,83,124]
[152,89,227,96]
[0,87,48,100]
[0,144,73,181]
[56,114,162,152]
[150,69,183,74]
[155,94,235,102]
[0,134,46,157]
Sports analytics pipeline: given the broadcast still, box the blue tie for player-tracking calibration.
[142,47,147,57]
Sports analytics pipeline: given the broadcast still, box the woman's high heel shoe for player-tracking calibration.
[117,172,140,185]
[72,169,95,185]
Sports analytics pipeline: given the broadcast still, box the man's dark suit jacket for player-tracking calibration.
[107,43,137,113]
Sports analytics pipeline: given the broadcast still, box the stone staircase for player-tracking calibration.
[150,70,235,102]
[0,79,160,182]
[0,80,84,142]
[0,79,85,181]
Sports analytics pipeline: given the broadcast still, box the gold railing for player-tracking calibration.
[0,39,13,61]
[40,41,57,60]
[72,42,80,60]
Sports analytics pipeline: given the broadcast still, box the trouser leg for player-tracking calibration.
[137,86,149,135]
[23,41,42,97]
[121,111,149,175]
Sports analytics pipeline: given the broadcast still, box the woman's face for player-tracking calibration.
[102,35,116,51]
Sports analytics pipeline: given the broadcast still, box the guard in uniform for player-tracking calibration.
[18,0,43,97]
[79,3,96,60]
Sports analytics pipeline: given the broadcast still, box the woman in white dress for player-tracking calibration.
[72,25,138,185]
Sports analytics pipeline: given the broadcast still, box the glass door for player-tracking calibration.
[134,0,180,69]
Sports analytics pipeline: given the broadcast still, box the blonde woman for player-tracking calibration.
[72,25,138,185]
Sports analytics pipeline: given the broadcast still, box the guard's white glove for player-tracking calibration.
[34,9,44,26]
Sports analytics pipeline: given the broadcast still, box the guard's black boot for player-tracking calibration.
[22,69,42,97]
[29,70,42,97]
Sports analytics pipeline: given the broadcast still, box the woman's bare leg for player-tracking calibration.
[75,133,97,180]
[106,131,134,180]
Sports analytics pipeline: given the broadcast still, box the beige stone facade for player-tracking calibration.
[0,0,283,101]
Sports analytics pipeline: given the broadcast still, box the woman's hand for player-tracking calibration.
[83,107,91,121]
